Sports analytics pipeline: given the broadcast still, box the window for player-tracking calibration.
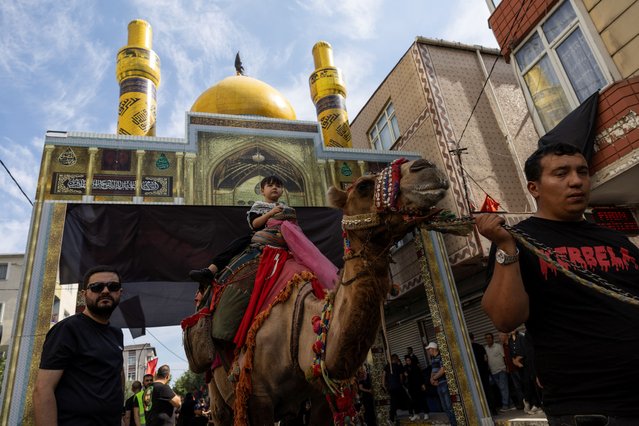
[0,263,7,280]
[514,1,609,131]
[369,103,401,150]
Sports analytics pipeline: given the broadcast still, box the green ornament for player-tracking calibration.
[156,153,170,170]
[340,162,352,176]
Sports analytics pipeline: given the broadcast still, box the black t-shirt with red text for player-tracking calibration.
[507,217,639,416]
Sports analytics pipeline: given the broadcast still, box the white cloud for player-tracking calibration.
[441,1,499,48]
[295,0,383,40]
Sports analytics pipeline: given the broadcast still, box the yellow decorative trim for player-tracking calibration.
[415,227,469,425]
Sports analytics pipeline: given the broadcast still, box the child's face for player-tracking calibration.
[261,181,283,202]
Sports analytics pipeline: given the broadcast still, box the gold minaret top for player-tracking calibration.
[115,19,161,136]
[309,41,352,148]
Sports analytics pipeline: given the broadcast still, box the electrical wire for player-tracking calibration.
[147,329,188,362]
[0,157,33,206]
[455,0,532,151]
[453,0,534,206]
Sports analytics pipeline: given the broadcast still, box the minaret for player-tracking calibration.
[309,41,352,148]
[115,19,161,136]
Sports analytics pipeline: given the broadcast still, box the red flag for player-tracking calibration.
[480,195,500,212]
[146,357,158,376]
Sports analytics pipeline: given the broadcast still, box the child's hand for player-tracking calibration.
[268,205,284,216]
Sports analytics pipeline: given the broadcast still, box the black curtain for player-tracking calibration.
[59,204,343,330]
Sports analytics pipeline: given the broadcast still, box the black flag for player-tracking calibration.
[538,91,599,162]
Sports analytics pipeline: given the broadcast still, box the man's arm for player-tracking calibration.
[33,369,63,426]
[432,365,445,380]
[170,394,181,408]
[475,214,529,331]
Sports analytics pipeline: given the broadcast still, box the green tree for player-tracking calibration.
[172,370,205,396]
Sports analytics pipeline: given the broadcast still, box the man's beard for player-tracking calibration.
[86,295,119,317]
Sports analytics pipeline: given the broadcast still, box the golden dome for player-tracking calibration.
[190,75,296,120]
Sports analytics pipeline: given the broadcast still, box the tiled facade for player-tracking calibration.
[351,38,539,265]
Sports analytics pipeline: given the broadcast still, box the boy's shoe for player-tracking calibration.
[189,268,215,283]
[523,400,531,413]
[529,406,543,414]
[409,414,418,421]
[423,413,429,420]
[499,405,516,412]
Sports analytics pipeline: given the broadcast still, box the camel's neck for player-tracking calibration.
[324,241,390,380]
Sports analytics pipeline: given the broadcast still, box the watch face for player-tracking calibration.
[496,250,505,264]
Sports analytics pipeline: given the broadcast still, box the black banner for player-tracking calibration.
[59,204,344,329]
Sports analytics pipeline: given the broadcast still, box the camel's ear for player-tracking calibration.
[327,186,347,209]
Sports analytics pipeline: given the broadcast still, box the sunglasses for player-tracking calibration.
[86,281,122,293]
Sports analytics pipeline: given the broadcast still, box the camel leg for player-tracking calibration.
[209,367,234,425]
[247,395,275,426]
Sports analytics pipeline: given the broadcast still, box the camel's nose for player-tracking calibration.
[410,158,435,171]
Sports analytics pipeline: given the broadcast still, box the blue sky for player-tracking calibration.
[0,0,497,377]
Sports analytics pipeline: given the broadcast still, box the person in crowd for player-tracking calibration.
[125,381,143,426]
[383,354,408,424]
[178,392,196,426]
[404,355,429,421]
[144,364,181,426]
[469,333,496,414]
[357,365,376,426]
[484,333,514,411]
[511,329,542,415]
[405,346,420,367]
[476,142,639,425]
[33,265,124,426]
[134,373,154,425]
[426,342,456,426]
[505,331,525,409]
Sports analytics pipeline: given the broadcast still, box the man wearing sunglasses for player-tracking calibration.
[34,265,125,425]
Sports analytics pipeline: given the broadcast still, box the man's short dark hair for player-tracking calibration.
[143,373,154,380]
[524,142,584,182]
[132,381,142,392]
[469,332,475,340]
[485,332,493,338]
[156,364,171,379]
[81,265,121,290]
[260,175,283,189]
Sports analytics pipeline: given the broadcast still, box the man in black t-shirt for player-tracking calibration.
[33,265,125,426]
[476,143,639,424]
[125,381,143,426]
[144,364,181,426]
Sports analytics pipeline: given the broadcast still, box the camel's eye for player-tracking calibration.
[355,179,375,196]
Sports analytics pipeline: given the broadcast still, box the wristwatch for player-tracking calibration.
[495,248,519,265]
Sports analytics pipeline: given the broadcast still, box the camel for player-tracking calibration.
[204,158,450,425]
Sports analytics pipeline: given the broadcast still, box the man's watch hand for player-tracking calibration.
[496,248,519,265]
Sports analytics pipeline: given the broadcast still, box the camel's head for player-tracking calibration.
[327,158,449,243]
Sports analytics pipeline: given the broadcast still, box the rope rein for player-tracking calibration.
[394,214,639,307]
